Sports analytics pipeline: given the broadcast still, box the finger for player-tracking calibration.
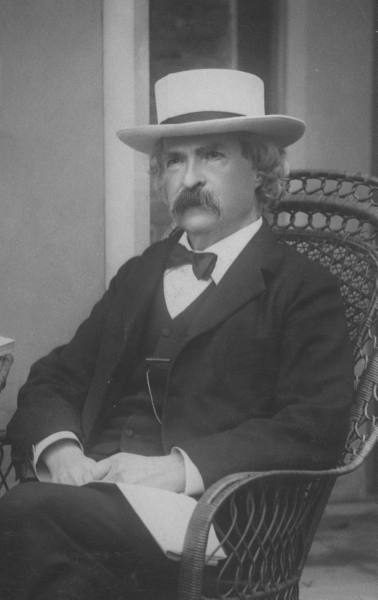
[73,462,100,486]
[94,458,108,469]
[99,470,118,483]
[51,471,77,485]
[93,460,112,480]
[99,474,113,483]
[55,466,91,486]
[79,471,96,486]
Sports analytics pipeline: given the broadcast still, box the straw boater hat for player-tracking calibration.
[117,69,305,154]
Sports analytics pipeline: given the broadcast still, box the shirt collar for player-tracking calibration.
[178,217,263,284]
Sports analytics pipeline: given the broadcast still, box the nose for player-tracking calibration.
[182,157,205,190]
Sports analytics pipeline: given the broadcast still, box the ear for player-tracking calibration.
[254,171,263,189]
[161,191,169,207]
[151,174,168,206]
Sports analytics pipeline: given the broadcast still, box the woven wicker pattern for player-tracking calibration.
[0,354,13,394]
[207,475,332,600]
[272,171,378,347]
[178,171,378,600]
[179,470,337,600]
[269,171,378,467]
[0,354,14,493]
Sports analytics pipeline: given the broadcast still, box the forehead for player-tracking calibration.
[161,133,240,153]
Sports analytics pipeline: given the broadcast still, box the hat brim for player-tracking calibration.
[117,115,305,153]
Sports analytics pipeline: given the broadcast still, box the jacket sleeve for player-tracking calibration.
[7,258,139,461]
[179,265,355,487]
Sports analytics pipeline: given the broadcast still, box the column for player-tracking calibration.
[103,0,150,283]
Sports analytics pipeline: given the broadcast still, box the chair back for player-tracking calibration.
[179,171,378,600]
[268,170,378,468]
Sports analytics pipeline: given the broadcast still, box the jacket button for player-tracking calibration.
[161,327,171,337]
[124,428,134,438]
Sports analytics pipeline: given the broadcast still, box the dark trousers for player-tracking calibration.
[0,481,179,600]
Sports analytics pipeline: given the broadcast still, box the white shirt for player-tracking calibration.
[164,217,263,317]
[34,217,263,495]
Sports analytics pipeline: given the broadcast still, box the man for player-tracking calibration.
[0,69,353,599]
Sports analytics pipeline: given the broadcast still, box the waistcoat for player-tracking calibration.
[88,277,215,459]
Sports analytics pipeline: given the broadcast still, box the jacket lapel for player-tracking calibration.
[82,234,179,438]
[120,234,179,350]
[120,223,282,352]
[185,221,283,344]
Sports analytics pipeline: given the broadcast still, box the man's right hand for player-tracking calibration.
[41,440,108,486]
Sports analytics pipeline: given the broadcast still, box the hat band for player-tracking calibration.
[160,111,243,125]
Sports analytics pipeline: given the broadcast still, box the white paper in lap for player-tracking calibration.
[116,483,226,565]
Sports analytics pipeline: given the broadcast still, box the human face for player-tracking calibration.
[161,134,261,249]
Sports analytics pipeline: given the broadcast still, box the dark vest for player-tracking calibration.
[88,278,215,459]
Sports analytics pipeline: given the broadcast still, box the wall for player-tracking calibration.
[0,0,105,424]
[281,0,375,500]
[283,0,374,175]
[103,0,150,284]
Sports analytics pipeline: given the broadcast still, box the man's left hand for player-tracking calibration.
[94,452,186,493]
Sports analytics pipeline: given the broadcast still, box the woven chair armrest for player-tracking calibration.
[184,455,378,522]
[0,430,10,471]
[0,354,14,392]
[0,429,13,493]
[0,429,9,445]
[178,468,343,600]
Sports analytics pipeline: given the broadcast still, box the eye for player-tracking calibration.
[165,156,182,168]
[204,150,224,161]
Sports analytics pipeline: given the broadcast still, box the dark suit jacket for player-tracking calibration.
[8,222,354,487]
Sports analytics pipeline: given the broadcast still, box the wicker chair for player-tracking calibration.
[177,170,378,600]
[0,171,377,598]
[0,354,14,493]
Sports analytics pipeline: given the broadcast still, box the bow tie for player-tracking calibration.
[167,244,217,280]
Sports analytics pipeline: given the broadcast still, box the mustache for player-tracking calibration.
[172,188,220,217]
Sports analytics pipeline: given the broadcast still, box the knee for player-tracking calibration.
[0,482,52,526]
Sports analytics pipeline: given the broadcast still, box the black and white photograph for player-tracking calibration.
[0,1,377,599]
